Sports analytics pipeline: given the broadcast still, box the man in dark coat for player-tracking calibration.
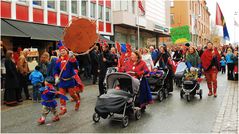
[98,44,114,96]
[90,46,100,84]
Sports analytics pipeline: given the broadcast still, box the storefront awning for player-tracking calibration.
[3,19,63,41]
[1,19,29,38]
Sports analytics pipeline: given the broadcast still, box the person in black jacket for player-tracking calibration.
[98,44,114,96]
[173,46,183,62]
[90,46,100,84]
[154,45,174,93]
[4,50,21,106]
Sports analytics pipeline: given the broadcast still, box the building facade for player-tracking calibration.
[170,0,210,46]
[112,0,170,49]
[0,0,113,51]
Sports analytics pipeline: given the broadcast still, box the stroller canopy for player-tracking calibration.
[106,72,140,94]
[176,62,187,73]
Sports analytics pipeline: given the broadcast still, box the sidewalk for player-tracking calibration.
[212,80,239,133]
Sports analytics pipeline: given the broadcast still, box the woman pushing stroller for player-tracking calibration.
[185,46,202,77]
[118,51,153,109]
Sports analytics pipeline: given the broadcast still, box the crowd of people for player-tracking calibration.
[1,40,238,114]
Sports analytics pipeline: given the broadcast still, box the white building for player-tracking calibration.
[112,0,170,49]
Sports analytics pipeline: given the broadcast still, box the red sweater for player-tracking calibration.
[201,48,221,71]
[118,59,149,78]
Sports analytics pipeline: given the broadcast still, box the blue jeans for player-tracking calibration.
[33,83,42,101]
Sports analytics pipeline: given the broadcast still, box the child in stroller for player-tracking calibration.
[146,67,169,102]
[180,67,202,102]
[93,72,141,127]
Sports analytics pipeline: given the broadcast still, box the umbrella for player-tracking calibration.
[63,18,99,54]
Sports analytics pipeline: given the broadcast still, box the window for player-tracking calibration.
[72,0,77,14]
[120,1,128,11]
[81,0,87,16]
[170,14,174,24]
[199,3,201,16]
[170,0,174,7]
[132,0,135,14]
[90,3,96,18]
[18,0,27,4]
[106,8,110,21]
[33,0,42,6]
[60,0,67,12]
[98,5,103,20]
[47,1,55,9]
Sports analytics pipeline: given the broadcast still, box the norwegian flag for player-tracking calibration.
[138,0,145,15]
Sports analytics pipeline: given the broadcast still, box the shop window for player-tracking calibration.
[72,0,77,14]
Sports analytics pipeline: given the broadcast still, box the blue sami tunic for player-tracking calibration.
[54,56,76,88]
[40,86,57,108]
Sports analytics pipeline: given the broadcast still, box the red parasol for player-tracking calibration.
[63,18,99,54]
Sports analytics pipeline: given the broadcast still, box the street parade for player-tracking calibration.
[0,0,238,133]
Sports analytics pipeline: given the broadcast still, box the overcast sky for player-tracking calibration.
[206,0,239,44]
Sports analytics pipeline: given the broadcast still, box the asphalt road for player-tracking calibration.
[1,73,230,133]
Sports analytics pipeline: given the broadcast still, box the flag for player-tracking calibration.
[115,41,121,53]
[216,3,230,40]
[138,0,145,15]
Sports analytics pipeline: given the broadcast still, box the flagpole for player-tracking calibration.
[234,11,238,45]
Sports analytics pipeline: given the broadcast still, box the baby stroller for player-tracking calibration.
[180,68,202,102]
[103,67,118,93]
[146,68,169,102]
[93,72,141,127]
[174,62,187,87]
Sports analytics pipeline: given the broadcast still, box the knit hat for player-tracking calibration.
[57,40,67,51]
[185,43,190,47]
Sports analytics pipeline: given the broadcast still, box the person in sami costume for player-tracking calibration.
[38,76,68,124]
[54,41,80,115]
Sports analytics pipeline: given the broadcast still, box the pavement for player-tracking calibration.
[212,80,238,133]
[1,73,238,133]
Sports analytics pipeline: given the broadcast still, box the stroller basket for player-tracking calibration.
[183,80,198,90]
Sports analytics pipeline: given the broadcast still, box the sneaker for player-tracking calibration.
[75,101,80,111]
[59,108,67,115]
[37,117,45,125]
[52,116,60,122]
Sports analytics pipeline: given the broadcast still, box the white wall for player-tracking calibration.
[145,0,166,26]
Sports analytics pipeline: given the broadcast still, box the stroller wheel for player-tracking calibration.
[135,110,141,120]
[180,90,184,99]
[186,95,190,102]
[164,88,169,98]
[93,113,100,123]
[199,89,202,99]
[158,90,164,102]
[122,116,129,127]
